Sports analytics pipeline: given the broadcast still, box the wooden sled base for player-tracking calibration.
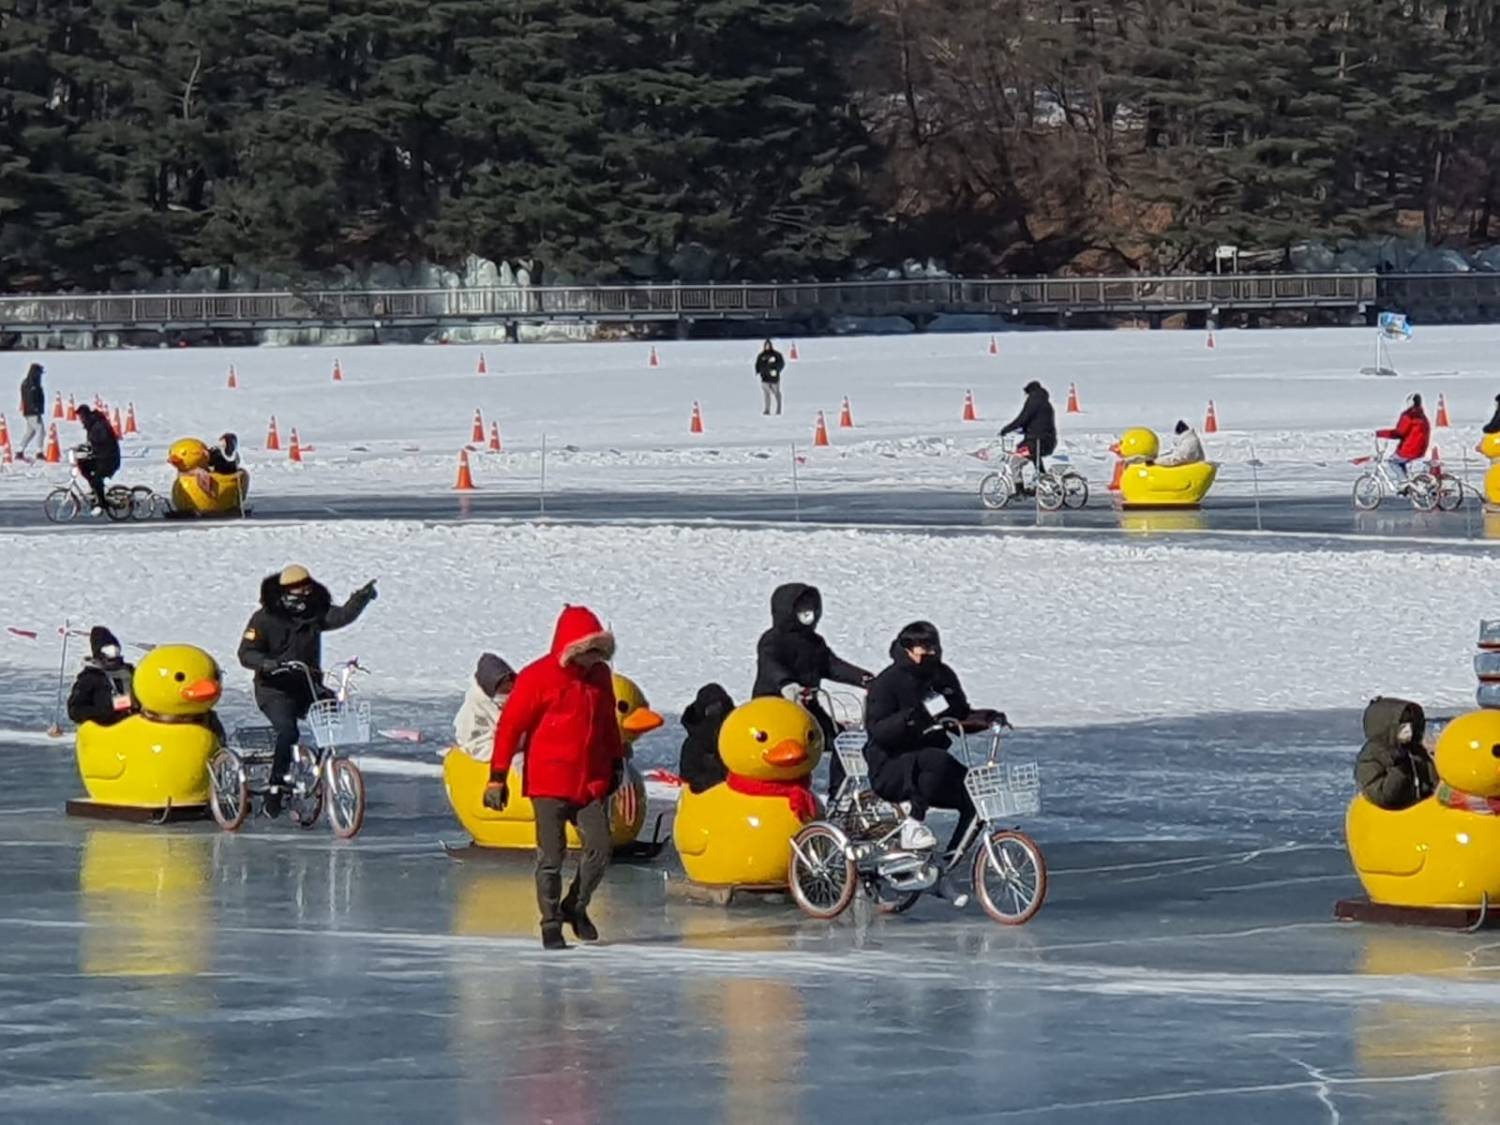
[444,814,671,866]
[65,798,208,825]
[1334,895,1496,933]
[664,878,789,907]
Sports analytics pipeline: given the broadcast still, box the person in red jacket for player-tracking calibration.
[1377,394,1431,487]
[487,605,630,950]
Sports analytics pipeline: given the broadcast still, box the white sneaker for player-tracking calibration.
[899,817,937,850]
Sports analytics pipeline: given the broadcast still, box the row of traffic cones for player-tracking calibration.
[264,417,307,462]
[688,396,857,438]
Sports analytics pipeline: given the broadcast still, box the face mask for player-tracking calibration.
[281,593,309,614]
[99,644,121,661]
[1397,722,1413,744]
[796,609,817,627]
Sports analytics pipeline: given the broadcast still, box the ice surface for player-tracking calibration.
[5,706,1500,1124]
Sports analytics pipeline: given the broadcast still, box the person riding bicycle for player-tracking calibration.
[72,405,120,514]
[1153,421,1205,467]
[1376,394,1430,488]
[237,565,378,817]
[863,621,1005,887]
[752,583,872,798]
[999,381,1057,486]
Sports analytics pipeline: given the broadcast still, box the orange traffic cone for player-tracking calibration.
[124,403,137,435]
[1436,394,1451,428]
[1108,459,1125,492]
[813,411,830,447]
[471,408,485,444]
[962,390,978,422]
[1432,443,1443,468]
[266,416,281,452]
[454,448,476,491]
[988,336,999,356]
[1204,400,1219,434]
[110,406,122,436]
[1,434,10,466]
[288,428,303,463]
[332,358,343,382]
[789,341,800,362]
[690,401,704,434]
[227,365,239,389]
[477,352,488,375]
[0,414,8,447]
[52,393,63,419]
[66,395,77,421]
[488,421,503,453]
[1206,330,1217,350]
[839,396,854,429]
[1066,383,1082,414]
[44,424,60,464]
[649,346,661,369]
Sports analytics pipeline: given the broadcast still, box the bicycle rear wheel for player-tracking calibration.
[43,488,78,523]
[105,486,133,521]
[1435,475,1465,512]
[1407,473,1439,512]
[1035,474,1065,512]
[1062,472,1090,510]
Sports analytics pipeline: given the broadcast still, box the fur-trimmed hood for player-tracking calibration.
[257,571,332,620]
[549,605,615,668]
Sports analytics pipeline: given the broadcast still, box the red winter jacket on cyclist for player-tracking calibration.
[1377,399,1431,461]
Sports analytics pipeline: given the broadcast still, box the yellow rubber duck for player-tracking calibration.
[167,437,249,516]
[1111,427,1217,508]
[76,644,223,810]
[1347,708,1500,908]
[672,696,824,887]
[1477,431,1500,507]
[443,671,662,851]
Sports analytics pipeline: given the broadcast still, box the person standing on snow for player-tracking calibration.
[1000,380,1058,478]
[1376,393,1431,485]
[72,404,120,513]
[16,362,45,461]
[453,652,516,759]
[237,565,377,817]
[756,339,786,416]
[1154,420,1206,467]
[752,583,872,797]
[66,626,137,726]
[487,605,632,950]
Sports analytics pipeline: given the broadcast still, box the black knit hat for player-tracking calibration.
[475,652,516,696]
[89,626,122,662]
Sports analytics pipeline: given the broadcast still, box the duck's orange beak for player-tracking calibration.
[179,678,221,704]
[622,707,665,735]
[168,454,187,471]
[764,739,808,768]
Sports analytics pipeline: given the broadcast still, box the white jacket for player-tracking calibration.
[1156,428,1205,468]
[453,680,503,761]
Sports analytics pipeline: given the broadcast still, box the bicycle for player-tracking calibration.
[1351,443,1448,512]
[43,449,133,522]
[207,659,370,838]
[787,717,1046,925]
[978,438,1089,513]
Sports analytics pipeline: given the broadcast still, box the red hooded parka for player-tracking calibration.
[491,606,624,805]
[1378,405,1431,461]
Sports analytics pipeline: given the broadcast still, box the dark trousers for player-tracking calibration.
[255,687,305,786]
[813,708,845,797]
[78,457,110,507]
[894,747,976,853]
[533,797,611,926]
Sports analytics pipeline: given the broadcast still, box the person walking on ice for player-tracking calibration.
[16,362,44,460]
[756,339,786,415]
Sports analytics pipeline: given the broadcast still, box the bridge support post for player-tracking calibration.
[505,320,519,343]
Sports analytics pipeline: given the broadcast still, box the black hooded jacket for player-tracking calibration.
[751,583,869,702]
[67,627,136,727]
[19,364,44,418]
[76,407,120,474]
[755,347,785,384]
[237,573,374,697]
[1354,696,1434,810]
[1485,400,1500,435]
[679,682,734,793]
[863,642,971,788]
[1000,383,1058,456]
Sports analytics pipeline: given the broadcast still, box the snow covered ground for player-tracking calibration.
[1,521,1490,734]
[3,326,1499,502]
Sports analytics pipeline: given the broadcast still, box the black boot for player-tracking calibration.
[261,789,283,819]
[541,922,569,951]
[562,901,599,943]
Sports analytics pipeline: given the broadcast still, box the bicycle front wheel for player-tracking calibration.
[1351,474,1382,511]
[43,488,78,523]
[973,829,1047,925]
[788,823,857,919]
[325,758,366,839]
[978,470,1016,510]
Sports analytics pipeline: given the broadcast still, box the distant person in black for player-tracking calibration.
[17,362,45,460]
[67,626,136,727]
[1485,394,1500,435]
[207,432,241,474]
[73,405,121,512]
[756,340,785,416]
[679,682,734,793]
[1000,380,1058,478]
[752,582,872,797]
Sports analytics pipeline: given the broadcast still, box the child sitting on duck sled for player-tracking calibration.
[453,653,516,760]
[1355,696,1435,810]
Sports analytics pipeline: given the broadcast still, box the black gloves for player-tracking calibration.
[353,579,378,605]
[483,777,509,811]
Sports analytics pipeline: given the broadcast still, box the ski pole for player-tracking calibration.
[49,620,70,737]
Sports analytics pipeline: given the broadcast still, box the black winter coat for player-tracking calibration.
[1354,696,1434,810]
[863,644,971,797]
[81,412,121,475]
[679,682,733,793]
[1001,387,1058,456]
[66,660,136,726]
[19,365,44,418]
[237,574,374,701]
[752,583,869,702]
[1485,403,1500,435]
[755,349,786,384]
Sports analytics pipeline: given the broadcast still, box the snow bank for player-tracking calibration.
[1,522,1488,725]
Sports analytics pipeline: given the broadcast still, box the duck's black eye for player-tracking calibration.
[174,671,185,682]
[617,700,630,714]
[753,729,768,743]
[1491,743,1500,759]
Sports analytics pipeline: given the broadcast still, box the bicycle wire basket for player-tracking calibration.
[306,697,373,748]
[964,760,1041,820]
[229,725,278,758]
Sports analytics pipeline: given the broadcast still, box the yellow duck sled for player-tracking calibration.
[167,437,249,517]
[1111,428,1217,508]
[442,672,663,858]
[68,644,224,822]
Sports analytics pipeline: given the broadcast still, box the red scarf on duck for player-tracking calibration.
[725,773,820,822]
[1437,782,1500,815]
